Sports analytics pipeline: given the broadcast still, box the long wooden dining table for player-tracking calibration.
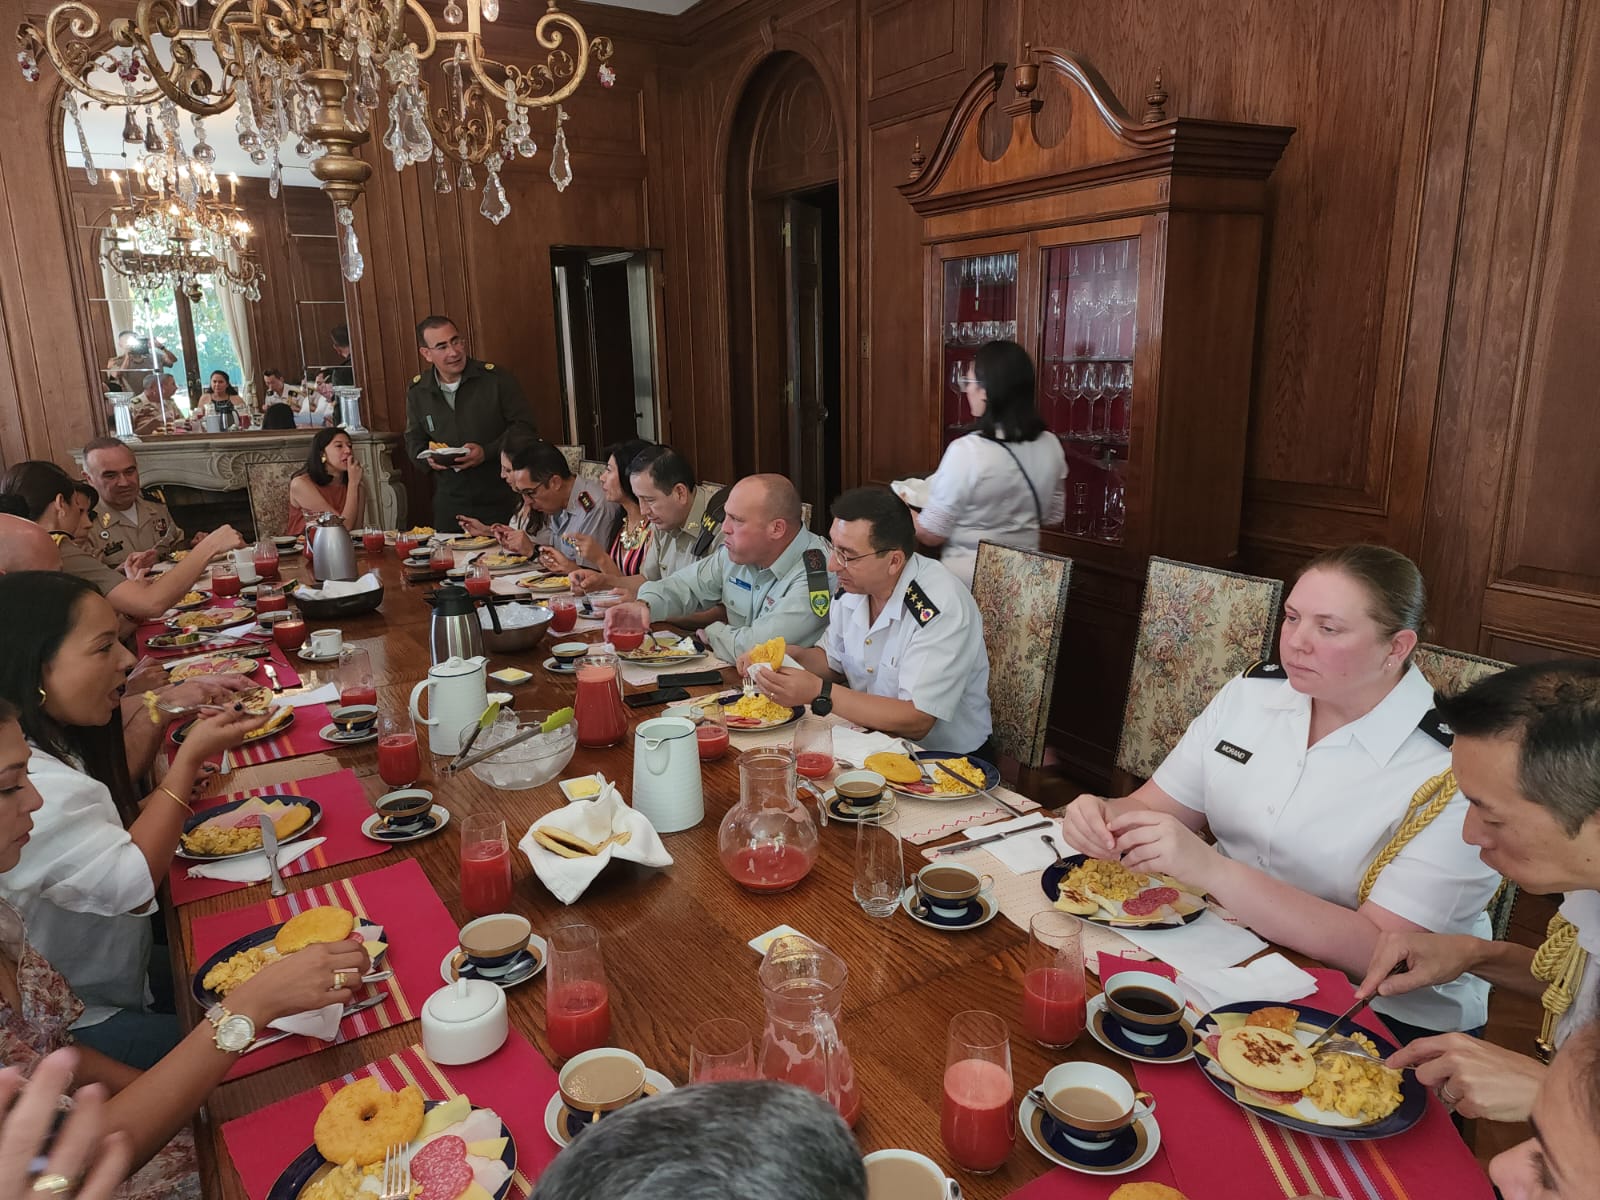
[163,548,1489,1200]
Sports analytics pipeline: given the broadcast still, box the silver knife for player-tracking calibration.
[262,660,282,693]
[931,759,1026,818]
[257,815,287,897]
[934,818,1053,855]
[245,991,390,1053]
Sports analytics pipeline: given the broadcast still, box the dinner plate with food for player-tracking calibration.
[481,553,532,574]
[191,905,383,1009]
[617,633,705,666]
[1192,1003,1424,1139]
[449,535,497,551]
[519,573,570,592]
[172,591,210,611]
[863,751,1000,800]
[1042,855,1209,930]
[175,793,323,862]
[167,605,253,631]
[269,1082,516,1200]
[170,701,295,748]
[166,654,258,682]
[716,690,804,731]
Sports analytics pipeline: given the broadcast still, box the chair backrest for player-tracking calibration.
[557,445,584,474]
[1115,557,1284,780]
[971,541,1073,769]
[577,458,606,483]
[244,461,302,539]
[1411,644,1512,697]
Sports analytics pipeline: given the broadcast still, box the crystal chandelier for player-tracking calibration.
[18,0,616,281]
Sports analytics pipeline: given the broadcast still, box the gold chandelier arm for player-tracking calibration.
[118,0,235,114]
[21,2,159,107]
[431,7,602,110]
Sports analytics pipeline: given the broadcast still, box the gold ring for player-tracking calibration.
[32,1175,72,1196]
[333,970,349,989]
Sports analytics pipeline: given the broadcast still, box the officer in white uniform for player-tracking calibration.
[749,487,992,754]
[606,474,833,664]
[1144,660,1499,1035]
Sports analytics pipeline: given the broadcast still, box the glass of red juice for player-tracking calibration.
[460,813,513,916]
[252,539,280,581]
[430,540,454,572]
[363,530,387,555]
[941,1010,1016,1174]
[376,712,421,788]
[1022,911,1086,1048]
[464,561,493,597]
[211,563,241,598]
[546,922,612,1059]
[793,716,835,780]
[694,701,729,761]
[395,533,417,559]
[689,1018,756,1082]
[607,604,646,653]
[256,584,287,615]
[549,599,577,634]
[337,644,377,707]
[272,607,307,651]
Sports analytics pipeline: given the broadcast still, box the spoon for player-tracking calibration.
[1042,833,1069,872]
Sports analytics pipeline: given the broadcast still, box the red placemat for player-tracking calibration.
[190,859,458,1081]
[167,769,389,906]
[1003,1151,1181,1198]
[249,646,303,689]
[221,1033,559,1200]
[165,703,338,767]
[136,607,264,657]
[1137,969,1493,1200]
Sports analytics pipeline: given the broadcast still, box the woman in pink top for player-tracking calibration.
[285,427,364,536]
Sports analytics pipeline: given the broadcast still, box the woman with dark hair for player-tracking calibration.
[0,461,86,540]
[189,371,240,430]
[284,427,364,535]
[1061,545,1502,1042]
[259,403,296,431]
[0,695,369,1200]
[0,573,260,1068]
[913,339,1067,588]
[552,438,652,583]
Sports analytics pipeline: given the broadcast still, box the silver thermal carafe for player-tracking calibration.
[427,584,484,665]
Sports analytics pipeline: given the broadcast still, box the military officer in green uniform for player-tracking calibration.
[603,475,835,664]
[404,315,536,528]
[80,436,189,569]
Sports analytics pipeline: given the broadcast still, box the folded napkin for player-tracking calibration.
[961,815,1068,874]
[891,477,930,509]
[1115,910,1269,975]
[1177,952,1318,1015]
[282,683,339,709]
[293,571,380,601]
[518,781,673,905]
[184,837,326,883]
[222,620,259,638]
[831,727,904,767]
[266,920,385,1041]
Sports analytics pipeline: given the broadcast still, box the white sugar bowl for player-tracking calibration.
[421,977,508,1065]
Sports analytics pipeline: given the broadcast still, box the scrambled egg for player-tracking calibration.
[201,945,273,995]
[180,800,308,856]
[176,611,233,628]
[178,591,204,607]
[404,526,436,536]
[483,553,529,568]
[929,756,986,795]
[1064,857,1151,902]
[302,1160,379,1200]
[1303,1036,1403,1122]
[725,694,793,724]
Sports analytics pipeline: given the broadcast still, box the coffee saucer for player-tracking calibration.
[1086,994,1195,1064]
[439,932,548,989]
[825,794,897,824]
[296,647,342,663]
[319,724,379,745]
[1020,1092,1160,1175]
[900,885,999,931]
[544,1068,674,1147]
[360,805,450,844]
[542,657,578,675]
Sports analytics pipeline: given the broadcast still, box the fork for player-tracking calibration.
[380,1143,411,1200]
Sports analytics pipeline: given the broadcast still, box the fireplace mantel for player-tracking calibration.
[72,432,406,533]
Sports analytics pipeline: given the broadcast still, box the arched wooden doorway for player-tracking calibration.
[724,52,843,519]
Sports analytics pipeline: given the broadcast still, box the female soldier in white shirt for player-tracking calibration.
[1061,545,1502,1041]
[913,340,1066,589]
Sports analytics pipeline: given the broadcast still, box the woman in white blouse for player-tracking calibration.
[1061,545,1503,1041]
[0,572,261,1068]
[913,340,1067,588]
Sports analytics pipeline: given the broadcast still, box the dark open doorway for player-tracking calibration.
[786,184,842,517]
[550,247,663,455]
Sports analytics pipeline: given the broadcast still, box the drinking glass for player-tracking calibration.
[252,538,280,581]
[948,360,968,396]
[1022,911,1086,1047]
[689,1017,757,1083]
[255,583,287,615]
[362,528,387,555]
[1069,483,1092,537]
[459,813,513,917]
[853,810,903,919]
[211,561,241,599]
[337,645,376,708]
[549,598,577,634]
[940,1010,1016,1174]
[271,605,307,651]
[376,712,421,788]
[1110,362,1133,444]
[429,538,454,572]
[546,923,611,1059]
[608,605,646,654]
[1100,469,1127,543]
[464,560,493,597]
[793,716,834,780]
[694,700,729,761]
[1080,363,1106,442]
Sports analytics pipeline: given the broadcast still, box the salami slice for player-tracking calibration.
[412,1135,474,1200]
[1122,886,1180,916]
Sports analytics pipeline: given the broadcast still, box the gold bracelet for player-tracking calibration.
[159,784,193,812]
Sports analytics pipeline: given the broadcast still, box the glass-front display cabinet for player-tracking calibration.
[904,49,1292,777]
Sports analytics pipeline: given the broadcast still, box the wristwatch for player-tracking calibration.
[205,1003,257,1053]
[811,679,833,717]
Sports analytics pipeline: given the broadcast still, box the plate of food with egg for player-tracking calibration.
[715,690,803,731]
[1041,855,1209,930]
[617,633,706,666]
[190,904,382,1009]
[175,793,322,862]
[168,691,293,747]
[166,605,253,631]
[166,654,257,681]
[864,751,1000,801]
[1192,1003,1424,1139]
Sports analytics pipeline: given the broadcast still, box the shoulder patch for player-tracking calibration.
[577,489,595,512]
[140,485,167,504]
[1418,708,1454,748]
[1242,660,1285,680]
[692,485,732,558]
[803,547,831,619]
[49,531,68,546]
[903,580,940,627]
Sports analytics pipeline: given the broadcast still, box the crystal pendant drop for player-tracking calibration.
[191,115,216,166]
[122,106,142,143]
[63,94,97,184]
[443,0,463,25]
[433,147,452,194]
[480,156,510,224]
[336,205,364,281]
[269,150,281,198]
[17,46,40,82]
[549,106,572,192]
[457,139,475,190]
[483,0,500,19]
[143,111,162,153]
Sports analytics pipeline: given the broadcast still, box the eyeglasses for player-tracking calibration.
[426,335,466,352]
[515,478,556,500]
[830,547,889,567]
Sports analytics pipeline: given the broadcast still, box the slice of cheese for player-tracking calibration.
[464,1139,507,1159]
[460,1185,492,1200]
[417,1096,472,1139]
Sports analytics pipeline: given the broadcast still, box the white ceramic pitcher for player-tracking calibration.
[631,716,704,833]
[408,655,488,756]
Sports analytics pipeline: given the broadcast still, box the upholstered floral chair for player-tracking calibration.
[244,461,301,539]
[971,541,1073,773]
[557,445,585,474]
[577,459,606,482]
[1115,557,1283,782]
[1412,644,1511,698]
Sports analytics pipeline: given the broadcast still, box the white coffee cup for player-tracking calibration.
[235,562,259,584]
[863,1149,953,1199]
[1035,1060,1156,1150]
[309,628,343,657]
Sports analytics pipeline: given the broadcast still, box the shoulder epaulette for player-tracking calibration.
[141,485,167,504]
[1418,709,1454,748]
[484,363,496,370]
[1242,660,1285,680]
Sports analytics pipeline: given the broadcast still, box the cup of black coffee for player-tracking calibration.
[373,787,433,833]
[1102,970,1186,1045]
[832,769,886,809]
[330,704,379,736]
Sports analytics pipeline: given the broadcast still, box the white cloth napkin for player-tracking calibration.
[266,920,385,1040]
[1177,952,1318,1014]
[1114,911,1269,975]
[891,477,930,509]
[831,728,904,767]
[184,837,326,882]
[281,683,340,709]
[518,781,673,905]
[962,816,1068,874]
[293,571,381,600]
[221,620,258,638]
